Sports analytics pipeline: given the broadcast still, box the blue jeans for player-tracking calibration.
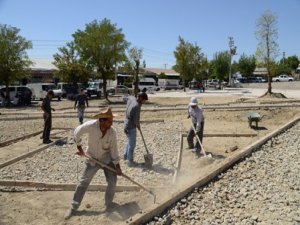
[124,128,137,161]
[71,160,117,210]
[77,106,85,124]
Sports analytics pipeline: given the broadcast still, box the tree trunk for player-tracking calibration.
[267,74,272,94]
[103,79,110,103]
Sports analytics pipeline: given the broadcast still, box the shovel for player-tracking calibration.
[138,128,154,167]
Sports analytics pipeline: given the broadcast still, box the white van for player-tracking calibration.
[27,83,62,100]
[134,77,159,92]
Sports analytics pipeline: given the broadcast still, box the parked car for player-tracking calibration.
[56,82,85,99]
[86,81,102,98]
[255,77,267,83]
[27,83,62,100]
[107,85,132,95]
[0,86,32,106]
[237,76,265,83]
[189,80,205,92]
[272,75,294,82]
[206,79,219,88]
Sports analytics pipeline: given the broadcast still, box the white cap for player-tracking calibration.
[189,97,198,106]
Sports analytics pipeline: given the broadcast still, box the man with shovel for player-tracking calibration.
[64,107,123,220]
[123,92,148,167]
[187,96,205,158]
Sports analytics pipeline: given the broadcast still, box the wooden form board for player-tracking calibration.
[0,137,67,169]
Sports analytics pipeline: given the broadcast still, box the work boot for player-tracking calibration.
[64,208,76,220]
[187,145,194,150]
[127,160,137,167]
[105,202,118,213]
[43,140,53,144]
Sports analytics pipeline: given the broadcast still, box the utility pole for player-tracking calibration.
[228,37,237,87]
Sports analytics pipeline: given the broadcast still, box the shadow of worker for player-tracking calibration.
[107,201,140,222]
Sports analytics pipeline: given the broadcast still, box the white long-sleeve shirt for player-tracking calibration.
[188,105,204,131]
[73,119,120,165]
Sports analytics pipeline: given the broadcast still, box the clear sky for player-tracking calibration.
[1,0,299,69]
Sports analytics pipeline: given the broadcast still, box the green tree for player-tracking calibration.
[53,41,91,85]
[273,61,289,76]
[279,55,299,74]
[255,10,279,94]
[73,18,129,100]
[0,24,32,103]
[124,47,143,96]
[158,72,167,79]
[190,42,205,82]
[173,36,204,91]
[211,51,230,87]
[231,61,239,75]
[238,53,256,77]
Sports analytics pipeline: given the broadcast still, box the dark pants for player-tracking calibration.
[187,121,204,154]
[43,113,52,141]
[71,161,117,210]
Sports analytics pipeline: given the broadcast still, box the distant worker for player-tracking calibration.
[41,90,55,144]
[187,96,205,158]
[123,92,148,167]
[64,108,122,220]
[74,88,89,124]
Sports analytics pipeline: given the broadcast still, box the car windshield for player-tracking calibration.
[42,84,56,91]
[89,83,101,88]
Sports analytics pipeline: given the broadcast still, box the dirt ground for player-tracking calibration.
[0,92,300,225]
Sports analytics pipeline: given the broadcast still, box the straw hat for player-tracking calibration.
[93,107,118,119]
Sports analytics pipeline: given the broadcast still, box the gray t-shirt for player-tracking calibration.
[124,96,141,130]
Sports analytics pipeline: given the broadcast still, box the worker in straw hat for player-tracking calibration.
[187,96,205,158]
[64,107,122,220]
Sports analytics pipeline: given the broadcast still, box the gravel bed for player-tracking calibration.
[147,122,300,225]
[0,120,181,188]
[0,119,44,142]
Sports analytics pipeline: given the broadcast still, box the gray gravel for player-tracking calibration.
[147,122,300,225]
[0,120,181,187]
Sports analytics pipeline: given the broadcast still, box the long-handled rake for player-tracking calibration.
[190,121,212,158]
